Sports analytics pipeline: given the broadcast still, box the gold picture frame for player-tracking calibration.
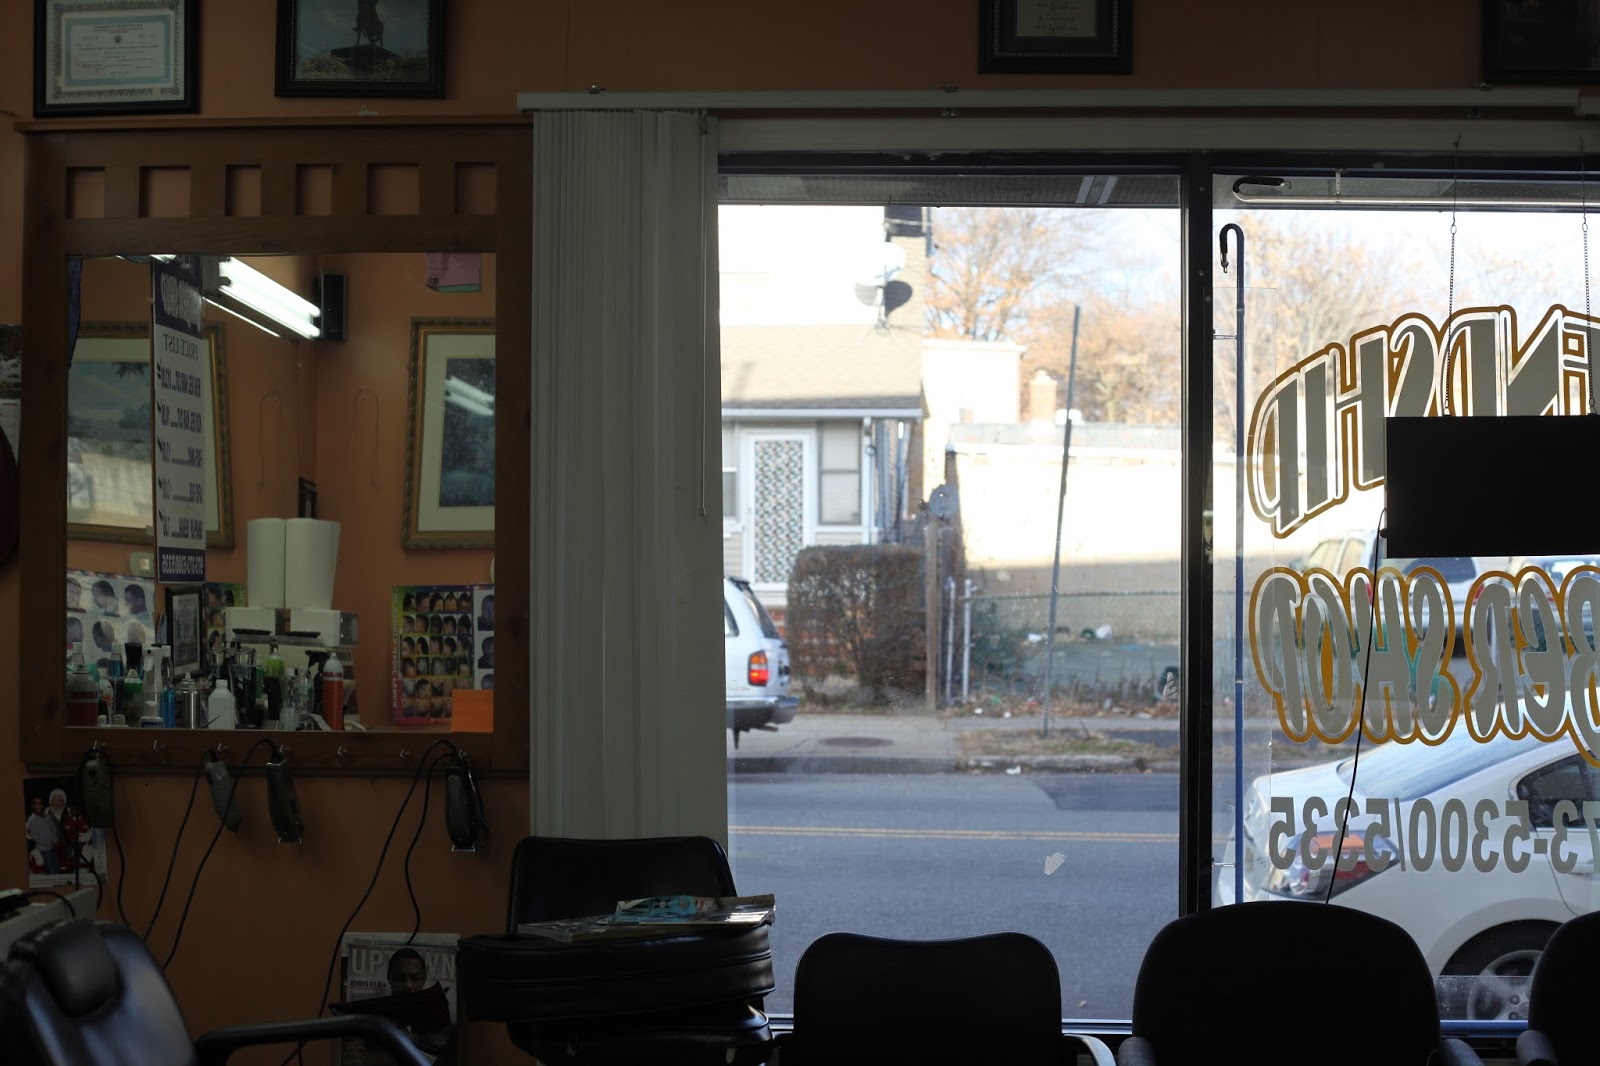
[403,318,495,549]
[66,321,233,548]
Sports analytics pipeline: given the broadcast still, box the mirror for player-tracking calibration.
[64,252,497,735]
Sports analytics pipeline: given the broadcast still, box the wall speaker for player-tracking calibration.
[315,272,346,343]
[1385,415,1600,558]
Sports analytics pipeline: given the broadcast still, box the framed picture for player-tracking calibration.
[1483,1,1600,84]
[34,0,198,117]
[978,0,1132,74]
[403,319,494,549]
[163,583,203,677]
[275,0,446,98]
[67,322,234,549]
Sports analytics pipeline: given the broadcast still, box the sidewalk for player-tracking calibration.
[728,711,1332,775]
[727,711,1182,775]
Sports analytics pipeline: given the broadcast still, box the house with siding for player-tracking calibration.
[720,205,927,609]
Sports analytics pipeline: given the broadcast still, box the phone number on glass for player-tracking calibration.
[1265,796,1597,876]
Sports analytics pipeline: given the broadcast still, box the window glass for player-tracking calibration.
[722,185,1182,1021]
[1214,183,1600,1027]
[723,423,738,520]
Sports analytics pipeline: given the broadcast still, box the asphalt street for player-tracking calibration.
[725,771,1180,1018]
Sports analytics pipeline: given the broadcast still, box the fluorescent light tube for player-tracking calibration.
[216,258,321,339]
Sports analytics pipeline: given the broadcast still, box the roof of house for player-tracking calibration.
[721,323,924,414]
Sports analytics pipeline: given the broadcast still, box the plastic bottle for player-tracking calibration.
[119,659,144,723]
[265,642,286,726]
[66,643,99,727]
[321,651,345,731]
[208,666,237,729]
[280,668,302,732]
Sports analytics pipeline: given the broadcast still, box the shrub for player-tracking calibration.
[786,544,925,702]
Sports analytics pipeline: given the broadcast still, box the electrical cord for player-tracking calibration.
[160,738,275,971]
[111,828,130,928]
[402,751,457,945]
[68,752,104,904]
[1327,513,1385,903]
[280,738,461,1066]
[18,888,78,917]
[143,759,206,942]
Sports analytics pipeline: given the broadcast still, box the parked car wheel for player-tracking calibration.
[1440,923,1554,1022]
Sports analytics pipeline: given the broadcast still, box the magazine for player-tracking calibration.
[516,894,776,943]
[335,932,458,1065]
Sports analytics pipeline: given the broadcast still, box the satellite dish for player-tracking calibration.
[852,241,907,305]
[882,280,912,317]
[928,484,958,520]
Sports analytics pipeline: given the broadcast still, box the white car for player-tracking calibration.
[1217,719,1600,1021]
[1300,530,1484,647]
[724,576,797,746]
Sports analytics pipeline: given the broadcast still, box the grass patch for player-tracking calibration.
[958,730,1171,759]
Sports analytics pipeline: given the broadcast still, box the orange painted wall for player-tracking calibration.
[0,0,1498,1061]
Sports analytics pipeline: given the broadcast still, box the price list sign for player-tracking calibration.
[151,257,206,583]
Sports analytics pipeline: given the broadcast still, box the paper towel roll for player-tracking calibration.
[247,518,286,609]
[284,519,340,610]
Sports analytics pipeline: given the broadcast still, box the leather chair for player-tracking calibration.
[0,918,429,1066]
[475,834,774,1065]
[1516,910,1600,1066]
[1119,901,1483,1066]
[776,930,1114,1065]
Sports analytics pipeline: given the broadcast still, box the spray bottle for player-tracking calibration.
[321,651,345,731]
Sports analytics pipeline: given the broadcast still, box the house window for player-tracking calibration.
[722,423,738,520]
[818,421,861,524]
[825,422,864,524]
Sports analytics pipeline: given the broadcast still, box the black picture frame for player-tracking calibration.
[275,0,446,98]
[163,583,204,678]
[978,0,1132,75]
[33,0,198,117]
[1483,1,1600,84]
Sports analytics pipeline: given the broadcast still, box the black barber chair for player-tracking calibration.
[778,930,1115,1065]
[0,918,430,1066]
[1120,901,1483,1066]
[458,834,774,1065]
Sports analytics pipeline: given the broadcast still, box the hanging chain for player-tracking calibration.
[1445,138,1461,416]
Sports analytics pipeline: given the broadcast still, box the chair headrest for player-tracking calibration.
[11,919,120,1018]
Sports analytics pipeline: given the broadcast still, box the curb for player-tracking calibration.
[731,754,1186,775]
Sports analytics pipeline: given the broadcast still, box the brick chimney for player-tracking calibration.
[1027,369,1057,423]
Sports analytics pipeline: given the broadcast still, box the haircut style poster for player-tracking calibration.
[390,584,481,724]
[67,568,156,673]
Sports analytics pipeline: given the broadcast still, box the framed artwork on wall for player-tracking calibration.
[978,0,1132,75]
[1483,0,1600,84]
[34,0,198,117]
[275,0,446,98]
[402,319,495,549]
[66,323,234,549]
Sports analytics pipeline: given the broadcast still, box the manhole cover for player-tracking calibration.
[820,736,893,749]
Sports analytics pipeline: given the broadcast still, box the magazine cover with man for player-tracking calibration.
[335,931,459,1064]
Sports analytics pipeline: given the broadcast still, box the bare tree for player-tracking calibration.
[925,207,1101,341]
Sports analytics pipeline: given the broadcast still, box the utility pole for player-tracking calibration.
[1040,304,1081,739]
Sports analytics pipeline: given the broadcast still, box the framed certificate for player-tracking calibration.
[978,0,1132,75]
[34,0,197,117]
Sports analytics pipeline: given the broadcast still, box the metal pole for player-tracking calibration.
[1179,154,1216,915]
[1220,223,1246,907]
[925,518,939,714]
[961,577,974,705]
[1040,304,1081,739]
[944,576,956,705]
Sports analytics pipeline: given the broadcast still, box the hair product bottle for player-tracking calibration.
[321,651,344,731]
[66,643,99,728]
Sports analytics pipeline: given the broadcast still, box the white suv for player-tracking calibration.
[1300,530,1483,650]
[724,576,797,745]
